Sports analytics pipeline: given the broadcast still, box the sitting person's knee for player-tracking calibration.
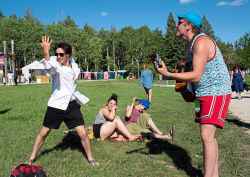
[113,116,121,122]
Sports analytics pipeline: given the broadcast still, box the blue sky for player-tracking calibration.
[0,0,250,43]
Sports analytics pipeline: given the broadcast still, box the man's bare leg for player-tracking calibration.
[75,125,96,165]
[29,126,51,164]
[201,124,218,177]
[148,89,152,102]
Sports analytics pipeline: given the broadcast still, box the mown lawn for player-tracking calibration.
[0,80,249,177]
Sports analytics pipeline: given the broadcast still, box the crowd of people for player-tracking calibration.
[26,11,241,177]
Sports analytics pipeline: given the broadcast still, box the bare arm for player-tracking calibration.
[125,97,136,118]
[101,107,116,121]
[157,38,210,82]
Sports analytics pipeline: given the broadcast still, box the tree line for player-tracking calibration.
[0,10,249,74]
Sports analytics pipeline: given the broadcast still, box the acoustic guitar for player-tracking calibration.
[174,59,196,102]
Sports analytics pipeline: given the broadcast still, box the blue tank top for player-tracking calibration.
[187,33,231,97]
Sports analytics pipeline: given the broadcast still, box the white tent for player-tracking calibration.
[21,61,46,83]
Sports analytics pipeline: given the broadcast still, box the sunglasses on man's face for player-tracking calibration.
[55,53,65,57]
[177,20,187,27]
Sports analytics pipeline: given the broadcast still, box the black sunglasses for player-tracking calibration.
[177,19,187,26]
[55,53,65,57]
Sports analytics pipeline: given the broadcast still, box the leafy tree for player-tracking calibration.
[217,40,238,68]
[98,28,112,70]
[0,12,248,75]
[17,16,44,64]
[119,26,136,66]
[235,33,250,68]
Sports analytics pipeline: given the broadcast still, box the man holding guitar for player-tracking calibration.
[157,12,231,177]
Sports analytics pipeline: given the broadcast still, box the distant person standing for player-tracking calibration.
[14,68,18,85]
[7,72,14,85]
[140,63,153,102]
[157,12,231,177]
[231,65,244,99]
[29,36,97,166]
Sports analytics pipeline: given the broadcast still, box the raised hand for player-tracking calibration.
[156,60,169,76]
[132,97,137,105]
[40,36,52,59]
[111,104,117,112]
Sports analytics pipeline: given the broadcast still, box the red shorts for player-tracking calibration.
[195,94,231,128]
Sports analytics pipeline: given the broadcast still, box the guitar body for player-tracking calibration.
[174,59,196,102]
[175,81,196,102]
[175,81,187,92]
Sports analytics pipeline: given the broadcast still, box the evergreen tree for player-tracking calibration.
[60,16,77,28]
[83,24,96,35]
[201,16,215,38]
[164,12,186,69]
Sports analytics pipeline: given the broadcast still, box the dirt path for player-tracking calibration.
[229,91,250,133]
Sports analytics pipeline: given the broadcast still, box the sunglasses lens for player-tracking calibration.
[55,53,65,57]
[178,21,183,26]
[178,19,187,26]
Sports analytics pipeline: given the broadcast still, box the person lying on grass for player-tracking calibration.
[92,94,140,141]
[125,97,172,141]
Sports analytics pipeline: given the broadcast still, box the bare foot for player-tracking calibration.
[28,157,34,165]
[128,135,141,141]
[88,159,99,166]
[111,136,128,142]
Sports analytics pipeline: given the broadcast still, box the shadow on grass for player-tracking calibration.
[226,118,250,129]
[35,132,86,162]
[127,138,203,177]
[0,108,12,114]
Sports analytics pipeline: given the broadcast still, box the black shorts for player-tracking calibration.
[93,123,103,138]
[143,87,151,94]
[43,100,84,129]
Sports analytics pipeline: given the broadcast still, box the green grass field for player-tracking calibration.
[0,80,249,177]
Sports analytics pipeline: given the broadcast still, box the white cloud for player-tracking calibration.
[179,0,195,4]
[216,1,228,6]
[230,0,247,6]
[216,0,248,6]
[100,11,108,17]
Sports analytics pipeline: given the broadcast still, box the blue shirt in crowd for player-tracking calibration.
[140,69,153,89]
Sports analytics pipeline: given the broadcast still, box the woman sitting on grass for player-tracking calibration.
[92,94,140,141]
[125,97,172,141]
